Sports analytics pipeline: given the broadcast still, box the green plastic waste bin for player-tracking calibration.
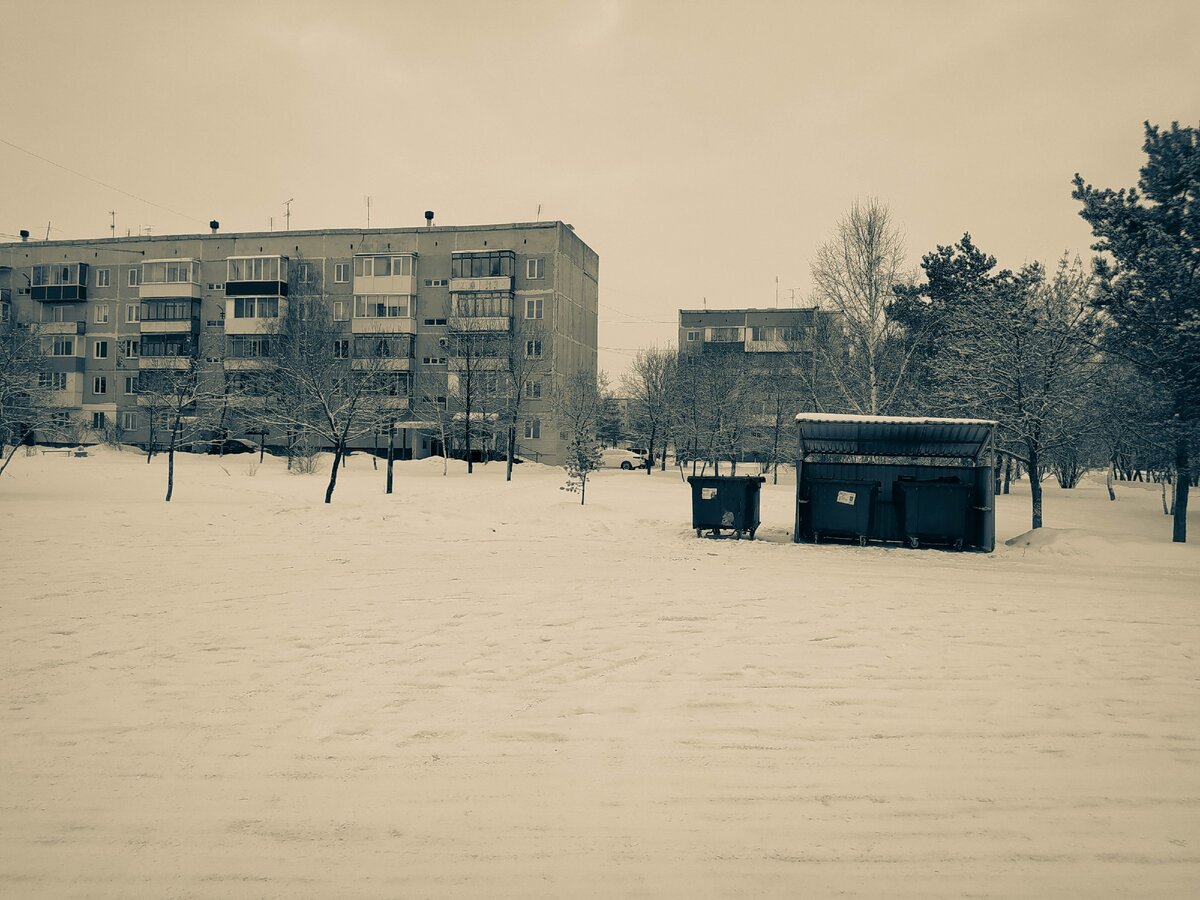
[893,478,974,549]
[806,478,879,546]
[687,475,766,539]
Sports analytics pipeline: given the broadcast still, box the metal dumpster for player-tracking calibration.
[687,475,765,539]
[806,479,879,546]
[894,478,974,549]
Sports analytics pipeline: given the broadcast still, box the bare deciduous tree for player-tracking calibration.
[0,320,58,477]
[809,198,917,414]
[621,344,675,476]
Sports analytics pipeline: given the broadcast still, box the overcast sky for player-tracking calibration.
[2,0,1197,380]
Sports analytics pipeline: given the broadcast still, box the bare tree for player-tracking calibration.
[265,291,396,503]
[0,320,58,477]
[445,307,509,474]
[137,359,224,501]
[621,344,675,476]
[499,323,549,481]
[809,198,917,414]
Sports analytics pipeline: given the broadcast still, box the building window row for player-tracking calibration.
[227,257,284,283]
[450,251,515,279]
[354,255,413,277]
[451,293,511,318]
[233,297,279,318]
[354,295,411,318]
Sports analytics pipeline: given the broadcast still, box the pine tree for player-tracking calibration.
[1073,122,1200,542]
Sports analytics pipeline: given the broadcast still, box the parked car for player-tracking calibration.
[600,447,651,470]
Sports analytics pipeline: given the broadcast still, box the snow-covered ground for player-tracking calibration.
[2,447,1198,898]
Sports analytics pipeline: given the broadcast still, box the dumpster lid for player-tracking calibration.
[794,413,996,460]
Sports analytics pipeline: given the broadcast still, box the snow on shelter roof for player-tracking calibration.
[794,413,996,460]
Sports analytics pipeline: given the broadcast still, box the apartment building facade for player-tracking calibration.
[0,220,598,465]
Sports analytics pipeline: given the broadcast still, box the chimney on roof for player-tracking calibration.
[209,220,220,234]
[19,229,29,242]
[424,210,434,228]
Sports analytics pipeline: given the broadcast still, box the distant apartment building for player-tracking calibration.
[678,305,830,363]
[0,220,598,464]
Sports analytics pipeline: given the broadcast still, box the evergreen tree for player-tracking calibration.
[1073,122,1200,542]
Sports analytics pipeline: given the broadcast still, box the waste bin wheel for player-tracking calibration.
[953,538,964,551]
[749,528,757,541]
[858,535,868,547]
[695,529,702,538]
[812,531,820,544]
[908,536,920,549]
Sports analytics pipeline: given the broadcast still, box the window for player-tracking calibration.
[524,298,543,319]
[124,375,139,395]
[450,251,515,279]
[422,356,446,365]
[228,336,273,358]
[526,257,544,279]
[686,330,700,342]
[0,303,9,323]
[96,268,111,288]
[525,339,542,358]
[333,339,349,359]
[334,263,350,284]
[51,337,74,356]
[120,412,138,430]
[422,317,448,326]
[296,263,312,284]
[524,418,541,440]
[333,301,348,321]
[353,335,412,358]
[353,295,411,318]
[142,336,193,357]
[48,305,68,323]
[706,327,742,342]
[141,301,192,321]
[92,412,106,429]
[121,339,139,359]
[451,293,511,317]
[353,255,414,277]
[94,304,110,324]
[142,261,197,284]
[233,297,279,318]
[93,340,109,359]
[93,376,107,395]
[128,268,140,287]
[524,380,542,400]
[39,372,68,391]
[423,278,448,287]
[125,303,140,323]
[227,257,283,282]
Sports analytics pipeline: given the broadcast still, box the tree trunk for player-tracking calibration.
[146,422,155,464]
[580,473,586,505]
[372,427,379,471]
[1028,442,1042,529]
[1003,455,1012,495]
[1107,463,1116,502]
[0,431,28,478]
[505,425,515,482]
[1173,429,1189,543]
[386,421,395,495]
[165,420,179,502]
[325,441,344,504]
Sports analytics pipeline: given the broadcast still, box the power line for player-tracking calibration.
[0,136,207,225]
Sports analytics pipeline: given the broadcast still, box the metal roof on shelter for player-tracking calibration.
[795,413,996,460]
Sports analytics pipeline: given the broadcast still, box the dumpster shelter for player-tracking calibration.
[793,414,997,551]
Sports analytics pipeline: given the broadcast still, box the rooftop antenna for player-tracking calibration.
[284,198,294,231]
[536,203,542,222]
[775,275,779,307]
[270,216,274,232]
[45,221,51,241]
[109,211,116,238]
[366,195,372,228]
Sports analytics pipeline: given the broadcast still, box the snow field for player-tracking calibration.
[2,448,1198,898]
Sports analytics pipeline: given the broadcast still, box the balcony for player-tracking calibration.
[351,357,412,372]
[31,262,89,302]
[353,254,416,297]
[141,315,200,335]
[745,338,808,353]
[140,260,203,300]
[447,315,511,333]
[350,316,416,335]
[447,356,507,372]
[225,256,288,298]
[224,358,275,371]
[449,276,512,293]
[38,321,86,335]
[138,356,193,370]
[0,288,11,302]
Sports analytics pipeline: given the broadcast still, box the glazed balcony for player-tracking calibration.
[140,260,203,300]
[38,320,86,335]
[225,256,288,298]
[352,254,416,297]
[31,262,89,302]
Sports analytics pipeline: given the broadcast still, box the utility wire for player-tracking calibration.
[0,136,207,225]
